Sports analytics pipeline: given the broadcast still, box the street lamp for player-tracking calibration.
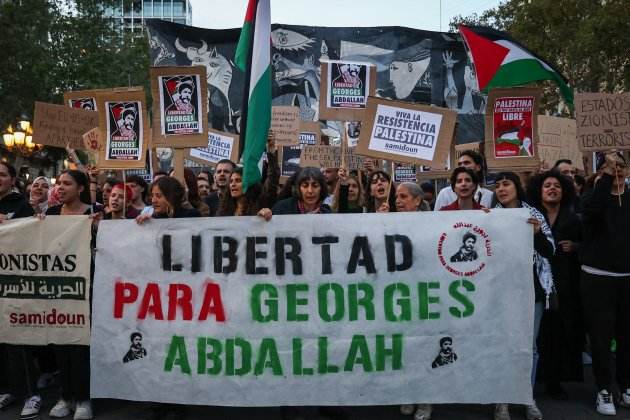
[3,119,41,156]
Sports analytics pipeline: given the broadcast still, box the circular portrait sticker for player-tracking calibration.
[437,222,493,277]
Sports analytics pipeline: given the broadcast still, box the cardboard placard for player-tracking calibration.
[299,121,322,146]
[63,87,143,112]
[300,145,368,171]
[32,102,98,150]
[319,61,377,121]
[271,106,300,146]
[575,92,630,151]
[484,88,541,170]
[188,129,239,167]
[150,66,209,148]
[357,97,456,167]
[82,127,102,166]
[537,116,584,171]
[96,88,148,169]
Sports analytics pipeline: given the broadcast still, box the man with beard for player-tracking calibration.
[205,159,235,216]
[167,79,195,114]
[450,232,479,263]
[123,332,147,363]
[322,167,339,206]
[337,63,362,89]
[432,337,457,368]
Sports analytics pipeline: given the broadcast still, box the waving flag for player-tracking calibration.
[459,25,573,107]
[235,0,271,191]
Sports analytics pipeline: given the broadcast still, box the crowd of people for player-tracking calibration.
[1,139,629,420]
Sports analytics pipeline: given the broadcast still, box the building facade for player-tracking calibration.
[105,0,192,32]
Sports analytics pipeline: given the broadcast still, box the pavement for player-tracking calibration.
[1,367,629,420]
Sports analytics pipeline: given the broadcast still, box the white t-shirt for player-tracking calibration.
[433,186,494,211]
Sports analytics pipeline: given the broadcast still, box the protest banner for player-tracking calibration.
[64,87,144,112]
[188,129,239,167]
[32,102,98,150]
[575,92,630,151]
[484,88,541,170]
[357,97,456,167]
[96,88,149,169]
[537,116,584,171]
[299,121,321,146]
[91,211,534,406]
[320,61,377,121]
[150,66,209,148]
[0,217,92,345]
[271,106,300,146]
[300,145,368,171]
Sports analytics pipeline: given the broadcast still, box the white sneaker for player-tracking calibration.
[621,388,630,408]
[414,404,432,420]
[74,400,93,420]
[49,399,74,418]
[0,393,16,410]
[494,403,510,420]
[400,404,415,415]
[20,395,42,418]
[596,390,616,416]
[525,401,543,420]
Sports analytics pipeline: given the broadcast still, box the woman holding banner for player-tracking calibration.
[104,183,139,220]
[45,169,103,420]
[528,170,584,400]
[136,176,201,222]
[395,182,431,212]
[492,171,555,420]
[267,167,331,216]
[439,167,483,211]
[579,152,630,416]
[28,176,51,214]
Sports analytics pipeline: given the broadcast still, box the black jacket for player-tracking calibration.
[271,197,331,215]
[154,207,201,219]
[580,174,630,273]
[0,192,34,219]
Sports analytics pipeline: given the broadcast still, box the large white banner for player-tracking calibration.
[91,211,534,406]
[0,216,92,345]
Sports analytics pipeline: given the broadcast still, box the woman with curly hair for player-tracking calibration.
[528,170,584,400]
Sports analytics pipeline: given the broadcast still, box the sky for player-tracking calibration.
[189,0,502,32]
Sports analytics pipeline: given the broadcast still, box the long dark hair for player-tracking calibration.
[152,176,185,217]
[217,167,263,216]
[492,171,527,207]
[527,169,576,211]
[366,170,396,213]
[183,168,207,213]
[61,170,91,205]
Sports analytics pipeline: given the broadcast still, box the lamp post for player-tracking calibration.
[2,118,41,156]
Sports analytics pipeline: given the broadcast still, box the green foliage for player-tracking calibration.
[0,0,149,128]
[451,0,630,111]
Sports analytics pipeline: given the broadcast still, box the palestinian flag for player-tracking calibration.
[459,25,573,107]
[235,0,271,192]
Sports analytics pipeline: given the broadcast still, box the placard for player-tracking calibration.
[320,61,377,121]
[82,127,102,166]
[300,145,368,171]
[484,88,541,170]
[357,97,456,167]
[63,87,144,112]
[280,145,302,178]
[394,163,417,183]
[96,88,148,169]
[91,211,534,406]
[150,66,209,148]
[0,216,92,345]
[188,129,239,167]
[271,106,300,146]
[346,121,361,147]
[32,102,98,150]
[537,116,584,171]
[575,92,630,151]
[299,121,321,146]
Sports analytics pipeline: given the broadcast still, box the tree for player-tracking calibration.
[451,0,630,112]
[0,0,149,129]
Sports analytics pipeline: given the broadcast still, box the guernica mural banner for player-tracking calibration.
[145,20,485,144]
